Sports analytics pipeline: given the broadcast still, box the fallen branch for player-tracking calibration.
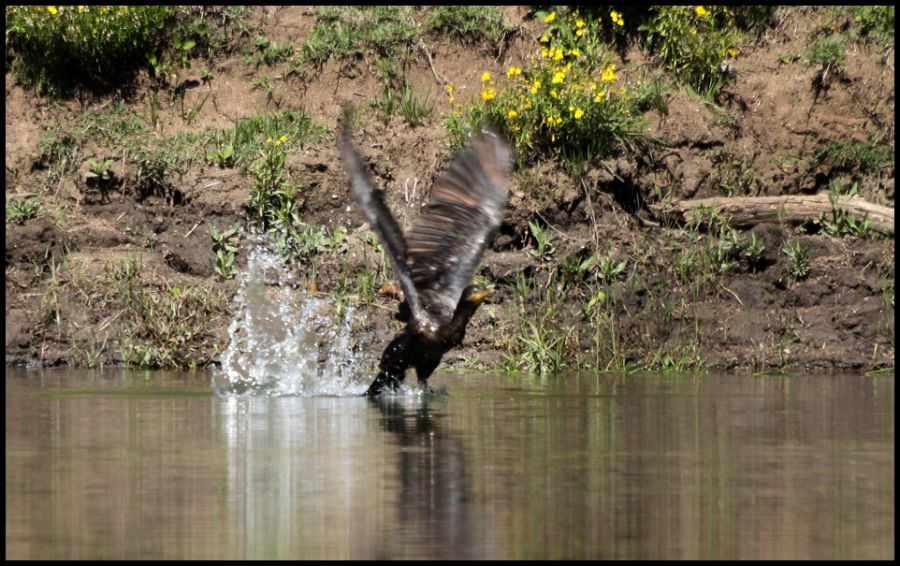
[653,194,894,236]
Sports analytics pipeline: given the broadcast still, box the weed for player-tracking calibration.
[782,241,809,279]
[6,5,175,94]
[207,144,236,168]
[528,220,556,260]
[807,36,845,88]
[502,273,568,375]
[821,182,877,238]
[209,222,241,280]
[398,84,435,126]
[302,7,417,70]
[595,248,628,284]
[744,232,766,270]
[813,139,892,178]
[85,158,114,182]
[6,198,41,224]
[425,6,513,47]
[640,6,741,97]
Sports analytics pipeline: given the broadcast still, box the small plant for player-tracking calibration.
[251,74,274,94]
[596,248,628,284]
[173,37,197,69]
[200,67,214,85]
[822,181,874,237]
[208,144,235,168]
[743,232,766,270]
[6,198,41,224]
[85,158,115,182]
[807,36,846,88]
[209,222,241,280]
[782,241,809,279]
[398,84,435,126]
[528,220,555,260]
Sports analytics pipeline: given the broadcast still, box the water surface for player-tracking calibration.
[5,368,894,559]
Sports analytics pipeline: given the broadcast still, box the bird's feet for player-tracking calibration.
[363,375,401,397]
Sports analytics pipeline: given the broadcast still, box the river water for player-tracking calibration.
[5,367,894,559]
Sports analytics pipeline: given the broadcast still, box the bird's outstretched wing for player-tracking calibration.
[338,119,423,320]
[406,129,510,323]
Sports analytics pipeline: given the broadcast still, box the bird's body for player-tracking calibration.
[338,115,510,395]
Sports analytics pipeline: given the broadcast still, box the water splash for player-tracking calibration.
[213,240,368,397]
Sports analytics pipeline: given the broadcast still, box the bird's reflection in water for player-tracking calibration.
[369,392,482,558]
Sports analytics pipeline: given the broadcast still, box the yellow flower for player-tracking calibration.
[448,95,455,104]
[552,71,565,84]
[575,29,584,37]
[594,91,606,103]
[689,28,697,36]
[727,47,739,57]
[481,72,491,82]
[553,49,564,61]
[544,12,556,23]
[508,110,518,119]
[610,10,624,26]
[521,99,532,110]
[695,6,710,18]
[539,35,550,43]
[540,47,550,58]
[77,5,86,13]
[506,66,522,79]
[574,108,584,120]
[568,105,575,112]
[601,64,618,83]
[445,84,454,94]
[481,88,496,102]
[576,19,585,28]
[550,89,558,98]
[47,6,58,14]
[569,48,581,58]
[266,136,273,144]
[279,134,288,145]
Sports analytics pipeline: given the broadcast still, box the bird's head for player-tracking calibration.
[463,285,492,304]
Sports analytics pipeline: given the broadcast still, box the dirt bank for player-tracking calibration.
[5,6,894,373]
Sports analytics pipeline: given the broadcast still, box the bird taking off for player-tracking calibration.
[338,112,510,395]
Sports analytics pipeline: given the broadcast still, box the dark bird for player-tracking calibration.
[338,116,510,396]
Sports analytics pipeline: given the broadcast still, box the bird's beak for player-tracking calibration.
[469,288,492,303]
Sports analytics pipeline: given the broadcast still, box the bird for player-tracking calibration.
[338,113,510,396]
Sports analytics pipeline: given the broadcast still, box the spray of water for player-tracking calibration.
[213,239,369,397]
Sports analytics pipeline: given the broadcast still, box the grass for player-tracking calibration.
[425,6,514,47]
[65,257,231,369]
[6,6,175,94]
[782,241,810,279]
[813,139,893,178]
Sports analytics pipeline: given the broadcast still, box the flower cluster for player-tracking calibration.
[448,8,645,163]
[641,5,741,96]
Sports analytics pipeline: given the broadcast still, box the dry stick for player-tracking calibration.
[417,39,448,86]
[654,194,894,236]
